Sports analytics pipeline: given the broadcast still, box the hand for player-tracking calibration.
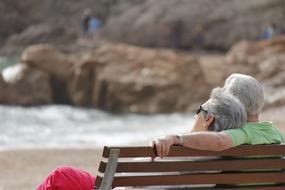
[149,135,176,159]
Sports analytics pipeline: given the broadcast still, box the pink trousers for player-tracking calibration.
[36,166,96,190]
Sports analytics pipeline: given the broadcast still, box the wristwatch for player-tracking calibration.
[175,134,183,146]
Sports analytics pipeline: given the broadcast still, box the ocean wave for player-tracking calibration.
[0,105,194,150]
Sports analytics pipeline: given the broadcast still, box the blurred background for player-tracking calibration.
[1,0,285,189]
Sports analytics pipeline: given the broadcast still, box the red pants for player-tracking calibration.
[36,166,96,190]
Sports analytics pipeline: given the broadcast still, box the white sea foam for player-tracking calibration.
[0,105,194,151]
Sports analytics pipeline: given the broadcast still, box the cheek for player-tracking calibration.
[193,115,202,127]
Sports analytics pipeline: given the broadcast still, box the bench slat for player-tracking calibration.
[118,186,285,190]
[111,172,285,186]
[99,158,285,173]
[95,175,285,190]
[103,145,285,158]
[114,186,285,190]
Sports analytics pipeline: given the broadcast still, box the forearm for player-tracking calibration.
[180,131,233,151]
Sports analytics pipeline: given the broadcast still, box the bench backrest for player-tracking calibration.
[95,144,285,189]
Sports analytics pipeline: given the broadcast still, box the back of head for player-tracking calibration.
[223,73,264,116]
[204,87,247,132]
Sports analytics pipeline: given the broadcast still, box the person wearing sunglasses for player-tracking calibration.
[151,73,284,158]
[151,87,247,158]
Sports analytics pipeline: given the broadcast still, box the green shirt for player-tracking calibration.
[223,122,284,187]
[225,121,284,146]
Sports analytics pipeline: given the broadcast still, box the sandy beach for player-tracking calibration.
[260,105,285,135]
[0,148,103,190]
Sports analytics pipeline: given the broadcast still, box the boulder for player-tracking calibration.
[198,55,228,86]
[68,60,97,107]
[0,74,9,103]
[21,44,74,80]
[226,36,285,66]
[258,55,285,87]
[1,63,52,105]
[73,43,210,113]
[226,36,285,76]
[263,86,285,109]
[21,44,75,103]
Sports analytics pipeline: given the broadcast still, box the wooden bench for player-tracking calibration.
[94,144,285,189]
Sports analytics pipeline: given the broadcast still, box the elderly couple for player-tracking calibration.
[36,73,284,190]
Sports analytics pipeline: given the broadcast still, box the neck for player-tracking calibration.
[247,114,259,122]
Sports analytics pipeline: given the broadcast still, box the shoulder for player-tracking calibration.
[223,127,249,146]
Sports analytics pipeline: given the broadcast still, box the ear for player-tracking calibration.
[205,115,215,126]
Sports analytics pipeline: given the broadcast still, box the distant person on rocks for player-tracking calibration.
[193,25,205,50]
[171,18,184,50]
[82,9,91,35]
[89,16,102,38]
[262,23,279,40]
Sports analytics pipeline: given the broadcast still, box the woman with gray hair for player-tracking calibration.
[204,87,247,132]
[151,87,247,158]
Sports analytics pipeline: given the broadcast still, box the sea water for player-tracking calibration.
[0,55,19,71]
[0,105,194,150]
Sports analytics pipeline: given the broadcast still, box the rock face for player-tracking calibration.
[1,0,285,53]
[3,23,77,54]
[21,44,74,79]
[103,0,285,50]
[0,64,52,105]
[225,36,285,79]
[0,74,9,103]
[68,44,210,113]
[68,60,97,107]
[0,0,105,50]
[21,44,75,103]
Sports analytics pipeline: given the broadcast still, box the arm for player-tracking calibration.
[181,131,233,151]
[150,131,234,158]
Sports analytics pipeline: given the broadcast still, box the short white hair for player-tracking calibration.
[223,73,264,115]
[203,87,247,132]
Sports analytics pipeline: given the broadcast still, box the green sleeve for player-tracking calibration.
[224,128,248,147]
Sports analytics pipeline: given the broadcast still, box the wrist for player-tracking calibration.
[167,135,177,145]
[171,134,183,145]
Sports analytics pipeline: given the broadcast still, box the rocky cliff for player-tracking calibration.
[1,0,285,53]
[104,0,285,50]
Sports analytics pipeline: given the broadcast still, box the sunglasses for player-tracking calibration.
[196,105,208,115]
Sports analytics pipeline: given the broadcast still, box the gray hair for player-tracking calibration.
[222,73,264,115]
[203,87,247,132]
